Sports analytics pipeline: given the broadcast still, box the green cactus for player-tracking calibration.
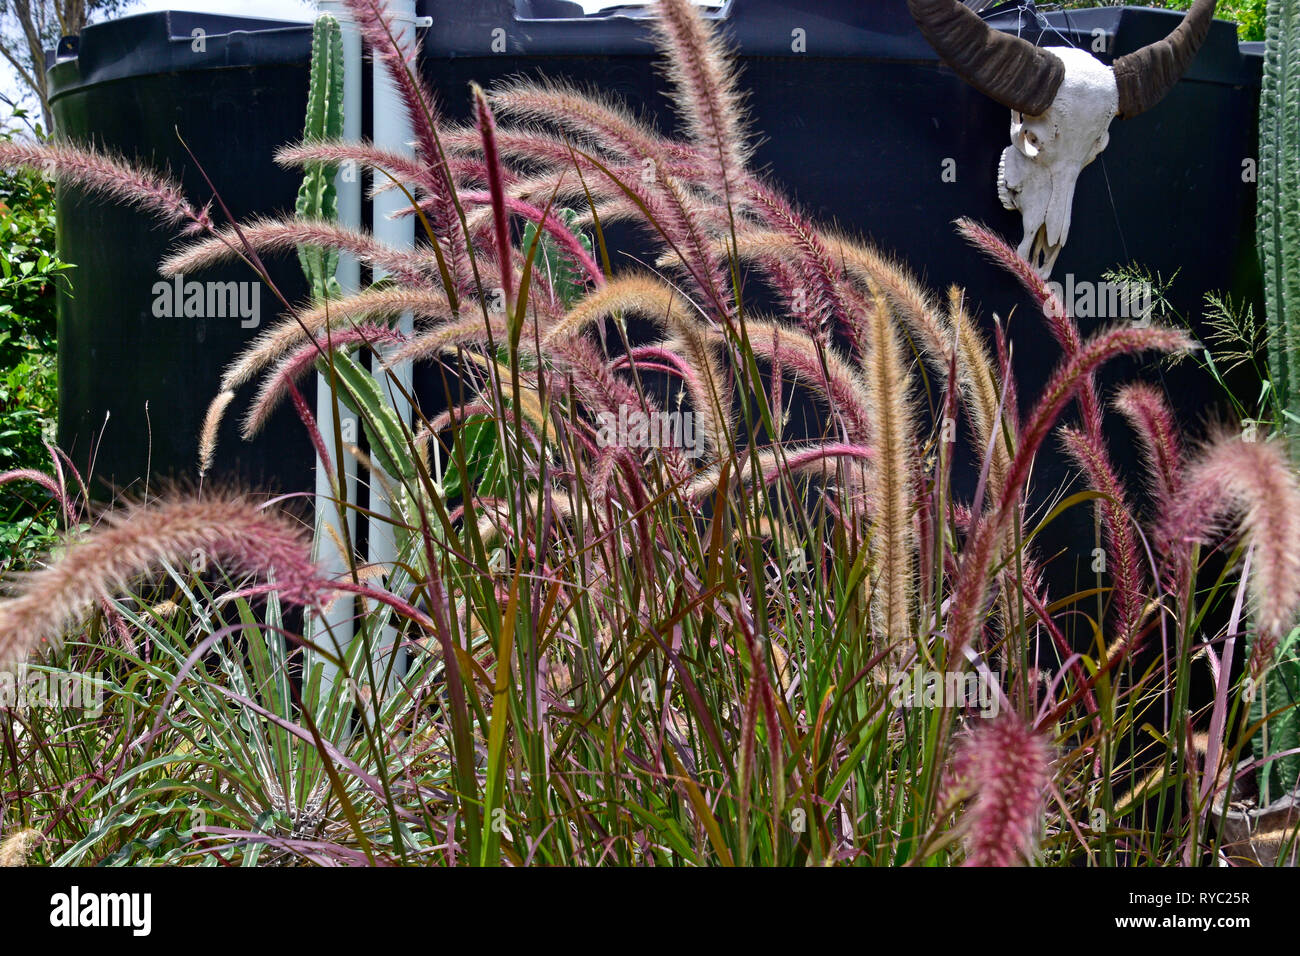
[521,208,594,310]
[296,14,345,303]
[1253,0,1300,801]
[1251,636,1300,801]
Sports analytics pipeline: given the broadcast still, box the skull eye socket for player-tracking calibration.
[1015,126,1041,159]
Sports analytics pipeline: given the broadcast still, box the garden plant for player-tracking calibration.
[0,0,1295,869]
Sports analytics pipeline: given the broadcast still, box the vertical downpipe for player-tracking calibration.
[370,0,418,693]
[314,0,361,687]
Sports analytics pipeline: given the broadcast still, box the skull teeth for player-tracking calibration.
[997,152,1017,211]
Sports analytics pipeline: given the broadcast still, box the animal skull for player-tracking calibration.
[996,48,1117,277]
[908,0,1218,277]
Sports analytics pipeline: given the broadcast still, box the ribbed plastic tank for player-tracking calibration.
[417,0,1264,595]
[49,11,315,497]
[419,1,1263,399]
[49,2,1265,561]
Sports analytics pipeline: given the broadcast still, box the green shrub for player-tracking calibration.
[0,128,71,565]
[1063,0,1267,40]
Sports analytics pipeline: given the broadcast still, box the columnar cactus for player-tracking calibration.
[1253,0,1300,800]
[295,14,345,302]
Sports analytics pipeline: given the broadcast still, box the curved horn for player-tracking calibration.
[907,0,1065,116]
[1113,0,1218,118]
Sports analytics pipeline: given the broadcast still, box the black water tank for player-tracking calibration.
[51,2,1265,546]
[420,0,1262,401]
[50,11,315,497]
[417,0,1264,600]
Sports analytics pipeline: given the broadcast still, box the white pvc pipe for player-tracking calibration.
[369,0,418,692]
[314,0,361,687]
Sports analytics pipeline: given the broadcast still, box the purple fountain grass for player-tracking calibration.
[665,327,733,462]
[474,85,516,314]
[1114,383,1184,533]
[0,494,324,665]
[946,323,1192,658]
[1057,421,1147,642]
[946,289,1014,502]
[540,273,732,458]
[274,140,442,198]
[198,390,236,477]
[0,828,42,866]
[453,125,701,198]
[650,0,752,204]
[547,273,699,343]
[685,443,875,501]
[0,468,65,503]
[958,218,1147,644]
[342,0,437,155]
[3,0,1276,868]
[507,163,727,311]
[714,319,874,448]
[642,171,736,321]
[223,286,458,394]
[454,191,604,286]
[285,376,335,480]
[613,345,695,380]
[829,230,954,375]
[0,141,210,232]
[988,323,1189,516]
[488,77,677,169]
[162,217,442,289]
[382,313,531,369]
[722,220,847,345]
[339,0,469,294]
[956,218,1067,328]
[863,291,918,642]
[948,711,1053,866]
[486,89,733,315]
[244,325,408,438]
[664,216,953,375]
[1160,430,1300,645]
[480,26,737,319]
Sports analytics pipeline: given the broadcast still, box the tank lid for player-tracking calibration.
[49,11,311,101]
[419,0,1258,87]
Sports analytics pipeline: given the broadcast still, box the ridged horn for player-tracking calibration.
[1113,0,1218,118]
[907,0,1065,117]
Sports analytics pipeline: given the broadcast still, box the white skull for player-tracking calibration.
[996,47,1119,278]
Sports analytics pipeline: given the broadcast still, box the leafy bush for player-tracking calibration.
[0,129,70,569]
[1062,0,1267,40]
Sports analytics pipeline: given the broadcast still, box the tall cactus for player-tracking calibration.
[296,14,345,302]
[1253,0,1300,801]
